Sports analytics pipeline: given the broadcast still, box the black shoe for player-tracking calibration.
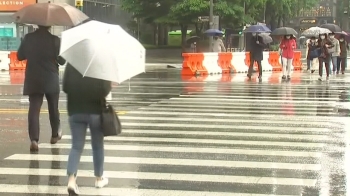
[50,131,62,144]
[287,75,291,80]
[311,70,315,74]
[282,75,286,80]
[30,141,38,152]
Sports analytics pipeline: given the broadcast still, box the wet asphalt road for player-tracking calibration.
[0,68,349,195]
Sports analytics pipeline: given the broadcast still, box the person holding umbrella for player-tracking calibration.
[279,34,296,80]
[317,33,334,81]
[17,25,65,152]
[306,36,319,74]
[212,33,226,52]
[328,32,340,74]
[247,32,265,80]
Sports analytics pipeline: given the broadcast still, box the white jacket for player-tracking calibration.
[329,38,340,56]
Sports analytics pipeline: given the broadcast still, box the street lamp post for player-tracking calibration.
[209,0,214,51]
[343,0,349,30]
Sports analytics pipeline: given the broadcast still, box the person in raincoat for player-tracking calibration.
[279,34,296,80]
[247,33,265,80]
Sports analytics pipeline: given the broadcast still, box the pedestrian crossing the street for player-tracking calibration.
[0,71,348,195]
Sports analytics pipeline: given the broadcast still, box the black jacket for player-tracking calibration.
[249,36,265,61]
[17,28,65,95]
[63,64,112,116]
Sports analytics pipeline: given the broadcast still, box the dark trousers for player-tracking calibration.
[248,59,262,77]
[318,58,330,77]
[337,57,346,73]
[28,93,60,142]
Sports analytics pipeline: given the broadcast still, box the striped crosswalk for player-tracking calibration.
[0,71,349,195]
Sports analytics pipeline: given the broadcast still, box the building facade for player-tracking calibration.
[289,0,337,33]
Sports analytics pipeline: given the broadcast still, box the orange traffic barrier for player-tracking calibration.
[268,52,282,71]
[181,53,207,76]
[10,70,25,84]
[292,51,302,70]
[9,52,26,70]
[244,52,258,69]
[217,53,234,74]
[181,74,207,93]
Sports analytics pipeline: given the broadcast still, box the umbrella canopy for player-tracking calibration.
[258,33,273,44]
[301,27,331,38]
[335,31,350,42]
[186,36,200,44]
[320,24,341,33]
[244,25,271,33]
[271,27,298,36]
[60,20,145,83]
[13,2,88,26]
[204,29,223,36]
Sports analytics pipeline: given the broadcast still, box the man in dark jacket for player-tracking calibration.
[247,33,265,80]
[337,35,348,74]
[17,25,65,151]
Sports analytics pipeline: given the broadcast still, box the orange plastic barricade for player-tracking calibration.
[10,70,25,84]
[181,53,207,76]
[292,51,302,70]
[217,53,234,74]
[9,52,26,70]
[181,75,207,93]
[268,52,282,71]
[244,52,259,69]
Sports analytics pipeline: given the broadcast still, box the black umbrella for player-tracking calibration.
[186,36,200,44]
[320,24,341,33]
[271,27,298,36]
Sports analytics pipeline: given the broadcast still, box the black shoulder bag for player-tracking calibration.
[101,99,122,136]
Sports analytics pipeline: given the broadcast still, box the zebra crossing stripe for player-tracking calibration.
[39,143,323,157]
[0,168,317,186]
[0,184,297,196]
[5,154,321,171]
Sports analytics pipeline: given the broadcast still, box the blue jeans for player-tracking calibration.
[67,114,104,177]
[307,59,311,70]
[330,56,338,72]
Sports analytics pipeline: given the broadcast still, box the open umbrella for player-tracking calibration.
[271,27,298,36]
[301,27,331,37]
[335,31,350,43]
[204,29,223,36]
[13,2,88,26]
[60,20,145,83]
[186,36,200,44]
[244,25,271,33]
[320,24,341,33]
[258,33,273,44]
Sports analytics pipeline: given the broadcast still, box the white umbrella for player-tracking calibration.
[59,20,145,83]
[301,27,331,38]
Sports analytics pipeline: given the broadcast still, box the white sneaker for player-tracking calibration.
[95,177,109,188]
[67,183,80,195]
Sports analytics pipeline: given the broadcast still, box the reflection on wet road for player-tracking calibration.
[0,69,349,195]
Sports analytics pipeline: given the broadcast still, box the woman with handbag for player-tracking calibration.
[63,63,111,195]
[279,34,296,80]
[317,33,334,81]
[306,36,319,74]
